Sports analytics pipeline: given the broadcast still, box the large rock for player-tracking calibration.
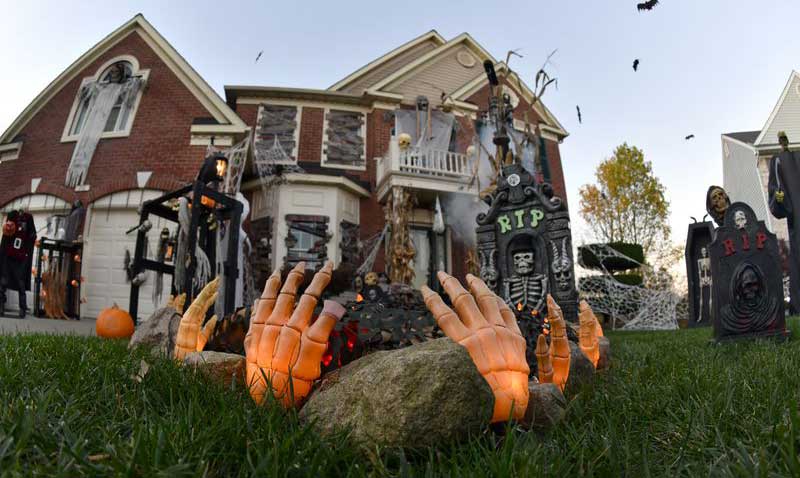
[300,338,494,449]
[522,382,567,430]
[597,336,611,371]
[566,341,595,390]
[183,351,245,387]
[128,306,181,357]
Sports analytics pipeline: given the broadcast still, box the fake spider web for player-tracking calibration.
[576,244,682,330]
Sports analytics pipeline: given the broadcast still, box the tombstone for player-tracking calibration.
[685,221,715,327]
[476,163,578,322]
[709,202,788,341]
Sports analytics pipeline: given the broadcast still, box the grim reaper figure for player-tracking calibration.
[768,131,800,312]
[503,249,548,311]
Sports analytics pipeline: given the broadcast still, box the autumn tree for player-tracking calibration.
[579,143,671,256]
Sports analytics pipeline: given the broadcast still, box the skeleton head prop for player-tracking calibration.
[551,238,574,291]
[466,145,476,157]
[734,210,747,230]
[701,247,708,258]
[398,133,412,151]
[513,251,535,276]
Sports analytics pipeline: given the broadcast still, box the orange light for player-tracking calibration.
[356,294,364,303]
[31,268,37,276]
[74,254,81,263]
[200,195,216,208]
[516,303,523,311]
[71,280,79,287]
[41,291,47,297]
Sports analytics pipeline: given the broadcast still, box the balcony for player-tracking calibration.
[375,138,479,202]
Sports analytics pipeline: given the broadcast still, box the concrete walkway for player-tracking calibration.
[0,315,96,336]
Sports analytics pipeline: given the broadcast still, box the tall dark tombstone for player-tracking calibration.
[476,163,578,322]
[685,221,715,327]
[709,202,788,341]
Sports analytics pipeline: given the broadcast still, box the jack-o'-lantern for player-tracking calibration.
[2,221,16,237]
[96,304,135,339]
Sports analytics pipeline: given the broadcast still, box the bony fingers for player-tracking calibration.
[306,300,346,343]
[421,285,471,343]
[198,314,218,351]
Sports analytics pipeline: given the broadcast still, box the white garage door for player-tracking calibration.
[0,194,71,314]
[82,190,174,319]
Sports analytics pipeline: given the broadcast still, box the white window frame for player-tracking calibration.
[255,101,302,164]
[321,106,368,171]
[60,55,149,143]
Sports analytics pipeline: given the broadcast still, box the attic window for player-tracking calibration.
[63,56,148,142]
[322,109,366,170]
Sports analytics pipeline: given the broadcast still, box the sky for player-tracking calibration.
[2,0,800,250]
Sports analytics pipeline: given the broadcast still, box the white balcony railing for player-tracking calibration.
[376,138,475,192]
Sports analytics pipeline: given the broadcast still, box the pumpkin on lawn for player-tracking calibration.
[96,304,135,339]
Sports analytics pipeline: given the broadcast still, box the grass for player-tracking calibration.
[3,322,800,477]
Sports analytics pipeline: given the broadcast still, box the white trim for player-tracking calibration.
[329,30,446,91]
[368,33,497,94]
[0,14,246,145]
[60,55,150,143]
[236,96,370,112]
[754,71,800,146]
[241,172,370,198]
[189,134,234,147]
[320,108,367,171]
[0,141,23,163]
[721,134,758,153]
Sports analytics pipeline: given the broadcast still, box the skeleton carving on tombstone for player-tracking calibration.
[551,237,573,292]
[503,249,548,311]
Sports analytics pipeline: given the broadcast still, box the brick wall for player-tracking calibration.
[0,30,215,207]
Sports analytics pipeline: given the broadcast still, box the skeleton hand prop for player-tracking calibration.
[776,190,785,204]
[167,293,187,314]
[422,272,529,423]
[244,261,344,408]
[578,300,600,368]
[534,295,571,392]
[174,278,219,360]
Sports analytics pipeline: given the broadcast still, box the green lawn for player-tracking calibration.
[2,322,800,477]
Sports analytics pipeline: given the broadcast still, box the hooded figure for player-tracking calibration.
[768,131,800,312]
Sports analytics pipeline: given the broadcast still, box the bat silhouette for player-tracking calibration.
[685,134,695,140]
[637,0,659,11]
[633,59,640,71]
[576,105,582,124]
[255,51,263,63]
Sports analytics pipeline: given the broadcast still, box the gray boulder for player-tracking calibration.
[128,306,181,357]
[299,338,494,449]
[522,382,567,430]
[183,351,245,387]
[566,341,595,390]
[597,336,611,371]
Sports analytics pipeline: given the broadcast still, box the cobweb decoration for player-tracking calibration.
[576,244,681,330]
[252,135,305,208]
[356,224,389,276]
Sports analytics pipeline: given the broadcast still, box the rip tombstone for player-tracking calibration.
[709,202,789,342]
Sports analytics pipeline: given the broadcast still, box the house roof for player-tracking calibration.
[0,14,246,145]
[723,130,760,145]
[755,71,800,147]
[328,30,446,92]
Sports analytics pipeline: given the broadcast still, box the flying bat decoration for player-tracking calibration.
[255,50,263,63]
[633,59,640,71]
[576,105,582,124]
[685,134,695,140]
[637,0,659,11]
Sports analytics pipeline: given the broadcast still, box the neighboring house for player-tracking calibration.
[721,71,800,248]
[0,15,248,317]
[0,15,571,316]
[228,29,570,291]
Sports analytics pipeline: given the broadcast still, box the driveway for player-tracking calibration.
[0,315,96,336]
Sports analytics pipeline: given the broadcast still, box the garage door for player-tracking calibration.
[82,190,174,319]
[0,194,71,314]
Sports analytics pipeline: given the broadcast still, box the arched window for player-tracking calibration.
[64,56,148,141]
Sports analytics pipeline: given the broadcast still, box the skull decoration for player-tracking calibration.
[398,133,412,151]
[466,145,476,157]
[513,251,535,276]
[551,238,573,291]
[734,210,747,230]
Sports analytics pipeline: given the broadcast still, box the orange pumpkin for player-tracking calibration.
[96,304,135,339]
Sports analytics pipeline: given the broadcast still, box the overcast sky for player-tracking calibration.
[2,0,799,248]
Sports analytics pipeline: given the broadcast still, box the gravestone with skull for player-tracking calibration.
[709,202,788,341]
[476,163,578,322]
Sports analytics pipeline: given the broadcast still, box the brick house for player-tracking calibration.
[0,15,570,317]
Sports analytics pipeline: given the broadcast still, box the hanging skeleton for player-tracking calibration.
[697,247,712,324]
[152,227,170,308]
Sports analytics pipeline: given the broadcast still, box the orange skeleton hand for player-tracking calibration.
[422,272,530,423]
[244,261,344,408]
[578,300,600,368]
[174,278,220,361]
[534,295,571,391]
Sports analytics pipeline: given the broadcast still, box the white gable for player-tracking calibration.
[756,71,800,146]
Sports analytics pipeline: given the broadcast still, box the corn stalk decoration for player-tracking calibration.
[384,187,416,285]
